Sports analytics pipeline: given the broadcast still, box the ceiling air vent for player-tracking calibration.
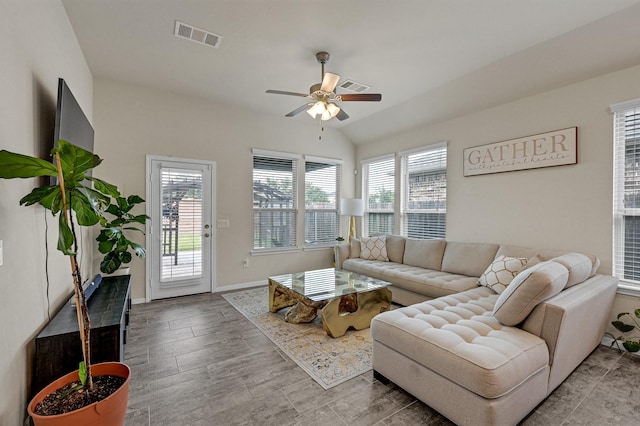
[339,79,370,93]
[174,20,222,48]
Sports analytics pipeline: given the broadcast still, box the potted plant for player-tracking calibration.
[610,309,640,353]
[0,140,147,424]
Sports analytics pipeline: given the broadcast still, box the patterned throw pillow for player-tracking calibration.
[360,235,389,261]
[478,255,528,294]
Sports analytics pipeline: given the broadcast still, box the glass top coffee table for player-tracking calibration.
[268,268,392,338]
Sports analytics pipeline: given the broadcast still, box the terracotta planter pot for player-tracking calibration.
[28,362,130,426]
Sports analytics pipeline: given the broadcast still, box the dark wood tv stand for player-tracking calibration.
[31,274,131,396]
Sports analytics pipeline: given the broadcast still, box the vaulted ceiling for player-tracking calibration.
[62,0,640,144]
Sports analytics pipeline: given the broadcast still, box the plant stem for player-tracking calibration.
[55,152,93,389]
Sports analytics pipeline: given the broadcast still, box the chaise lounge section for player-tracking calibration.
[337,235,618,425]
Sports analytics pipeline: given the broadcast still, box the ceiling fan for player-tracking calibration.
[266,51,382,122]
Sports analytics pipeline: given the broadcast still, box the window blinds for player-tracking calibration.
[613,100,640,289]
[253,153,298,251]
[363,156,395,236]
[304,159,341,247]
[400,143,447,240]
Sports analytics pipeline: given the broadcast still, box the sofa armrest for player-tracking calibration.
[522,274,618,393]
[335,243,351,269]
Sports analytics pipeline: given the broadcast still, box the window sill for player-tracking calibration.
[303,245,335,252]
[251,248,301,256]
[616,280,640,297]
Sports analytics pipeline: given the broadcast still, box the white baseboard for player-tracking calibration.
[213,280,267,293]
[601,335,640,355]
[132,280,267,304]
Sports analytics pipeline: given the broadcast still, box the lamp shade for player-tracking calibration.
[341,198,365,217]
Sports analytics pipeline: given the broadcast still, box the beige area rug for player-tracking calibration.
[222,286,372,390]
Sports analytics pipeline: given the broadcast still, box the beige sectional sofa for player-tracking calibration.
[335,235,618,425]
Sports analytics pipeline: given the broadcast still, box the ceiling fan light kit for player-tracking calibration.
[266,51,382,122]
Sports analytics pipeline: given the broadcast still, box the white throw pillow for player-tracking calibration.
[360,235,389,261]
[493,261,569,326]
[478,255,528,294]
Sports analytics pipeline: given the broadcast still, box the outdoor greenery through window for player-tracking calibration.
[253,150,298,251]
[400,143,447,239]
[363,156,395,236]
[612,98,640,291]
[161,167,203,280]
[304,156,342,247]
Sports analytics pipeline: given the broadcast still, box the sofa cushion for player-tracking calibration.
[349,238,361,259]
[441,242,499,277]
[386,235,406,264]
[343,259,479,299]
[497,245,600,277]
[493,261,569,326]
[478,255,528,294]
[551,253,592,288]
[371,287,549,399]
[360,235,389,261]
[403,238,446,270]
[537,249,600,277]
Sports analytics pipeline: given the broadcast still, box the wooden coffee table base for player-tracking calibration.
[268,279,392,337]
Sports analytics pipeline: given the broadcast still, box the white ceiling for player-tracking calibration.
[61,0,640,144]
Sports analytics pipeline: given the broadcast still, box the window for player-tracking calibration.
[362,156,395,236]
[304,156,342,247]
[252,149,298,252]
[612,99,640,292]
[400,143,447,239]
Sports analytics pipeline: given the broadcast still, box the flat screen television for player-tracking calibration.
[51,78,95,181]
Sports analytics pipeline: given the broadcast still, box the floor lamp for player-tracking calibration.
[341,198,365,242]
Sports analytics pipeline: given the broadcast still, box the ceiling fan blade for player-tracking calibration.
[339,93,382,102]
[266,90,309,98]
[285,103,313,117]
[336,108,350,121]
[320,72,340,93]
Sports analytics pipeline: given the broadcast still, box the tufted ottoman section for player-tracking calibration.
[371,287,549,399]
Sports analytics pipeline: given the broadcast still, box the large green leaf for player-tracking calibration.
[130,214,149,225]
[96,229,110,242]
[623,340,640,352]
[98,239,115,254]
[130,242,146,259]
[87,177,120,198]
[70,190,101,226]
[115,196,130,213]
[83,186,111,210]
[19,185,58,207]
[54,140,102,179]
[100,251,120,274]
[612,320,635,333]
[119,251,132,263]
[127,194,145,206]
[57,214,74,255]
[635,308,640,319]
[0,150,58,178]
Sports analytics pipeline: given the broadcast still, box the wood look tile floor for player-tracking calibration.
[124,291,640,426]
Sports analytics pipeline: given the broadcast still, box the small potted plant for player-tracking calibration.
[610,309,640,353]
[0,140,146,424]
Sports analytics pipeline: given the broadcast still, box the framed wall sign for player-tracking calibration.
[463,127,577,176]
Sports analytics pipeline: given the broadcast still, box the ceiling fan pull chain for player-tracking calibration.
[319,117,324,140]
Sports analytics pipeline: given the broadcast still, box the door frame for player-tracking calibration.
[145,154,217,302]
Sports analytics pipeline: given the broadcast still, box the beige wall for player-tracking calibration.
[0,1,93,424]
[356,63,640,330]
[93,79,356,300]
